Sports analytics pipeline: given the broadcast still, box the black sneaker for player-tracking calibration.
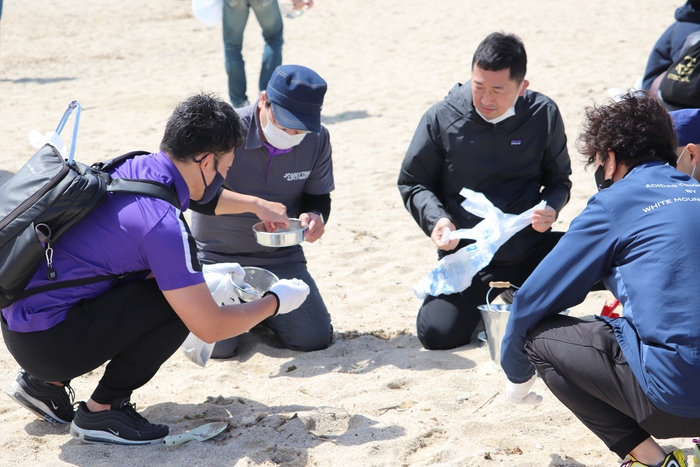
[70,398,169,445]
[5,369,75,424]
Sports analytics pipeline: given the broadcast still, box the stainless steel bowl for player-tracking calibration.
[232,266,279,302]
[252,218,307,247]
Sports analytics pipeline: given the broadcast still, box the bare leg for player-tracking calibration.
[86,399,111,412]
[628,437,666,466]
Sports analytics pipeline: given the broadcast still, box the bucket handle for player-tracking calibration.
[485,281,520,312]
[55,100,81,164]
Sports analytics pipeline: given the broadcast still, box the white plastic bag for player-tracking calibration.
[413,188,546,299]
[192,0,223,27]
[180,332,216,368]
[180,268,242,367]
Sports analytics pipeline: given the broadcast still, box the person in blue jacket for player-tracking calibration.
[500,92,700,467]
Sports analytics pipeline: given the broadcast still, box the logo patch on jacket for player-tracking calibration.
[510,140,522,146]
[283,171,311,181]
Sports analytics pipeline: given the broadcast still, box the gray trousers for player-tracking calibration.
[525,315,700,458]
[211,260,332,358]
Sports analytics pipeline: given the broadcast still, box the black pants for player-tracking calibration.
[416,231,565,350]
[2,279,189,405]
[525,315,700,458]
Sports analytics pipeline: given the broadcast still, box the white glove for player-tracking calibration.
[506,374,543,405]
[202,262,245,286]
[266,279,310,316]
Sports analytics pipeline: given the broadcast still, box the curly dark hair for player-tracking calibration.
[577,91,677,169]
[160,92,244,163]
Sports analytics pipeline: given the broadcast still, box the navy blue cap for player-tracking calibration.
[670,108,700,146]
[265,65,327,132]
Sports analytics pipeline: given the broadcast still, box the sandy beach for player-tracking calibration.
[0,0,691,465]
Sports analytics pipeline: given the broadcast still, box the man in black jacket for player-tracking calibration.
[398,32,572,350]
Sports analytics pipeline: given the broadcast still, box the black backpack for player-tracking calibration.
[0,102,180,308]
[659,32,700,108]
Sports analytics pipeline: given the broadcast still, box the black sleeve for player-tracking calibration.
[188,186,224,215]
[397,108,451,236]
[299,192,331,223]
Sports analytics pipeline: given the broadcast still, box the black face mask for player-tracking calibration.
[594,165,613,191]
[197,169,225,204]
[193,155,226,204]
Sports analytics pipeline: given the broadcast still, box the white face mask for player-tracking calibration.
[677,146,696,178]
[474,82,524,124]
[261,108,308,150]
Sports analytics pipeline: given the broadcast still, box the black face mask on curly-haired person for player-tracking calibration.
[594,164,613,191]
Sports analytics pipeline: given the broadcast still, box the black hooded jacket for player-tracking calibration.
[642,0,700,90]
[398,82,571,266]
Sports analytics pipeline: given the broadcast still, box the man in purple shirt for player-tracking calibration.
[2,93,310,445]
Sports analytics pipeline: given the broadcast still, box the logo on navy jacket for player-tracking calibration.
[283,171,311,181]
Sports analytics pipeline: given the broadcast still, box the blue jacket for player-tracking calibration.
[501,161,700,417]
[642,1,700,90]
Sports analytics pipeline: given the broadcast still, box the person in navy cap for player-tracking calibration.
[670,108,700,181]
[191,64,334,358]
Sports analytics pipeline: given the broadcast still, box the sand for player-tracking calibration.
[0,0,691,466]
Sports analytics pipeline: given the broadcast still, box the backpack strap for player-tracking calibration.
[94,151,181,209]
[93,151,150,172]
[9,270,151,303]
[107,178,181,210]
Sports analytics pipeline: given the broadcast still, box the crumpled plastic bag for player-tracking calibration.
[29,129,68,158]
[192,0,223,27]
[413,188,546,299]
[179,333,216,368]
[180,267,242,367]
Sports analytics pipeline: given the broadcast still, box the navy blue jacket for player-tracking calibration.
[501,161,700,417]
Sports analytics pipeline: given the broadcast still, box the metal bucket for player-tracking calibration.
[477,281,570,367]
[477,303,511,367]
[477,281,517,367]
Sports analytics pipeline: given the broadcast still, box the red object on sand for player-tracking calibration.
[600,299,621,319]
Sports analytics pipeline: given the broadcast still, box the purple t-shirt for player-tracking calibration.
[2,151,205,332]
